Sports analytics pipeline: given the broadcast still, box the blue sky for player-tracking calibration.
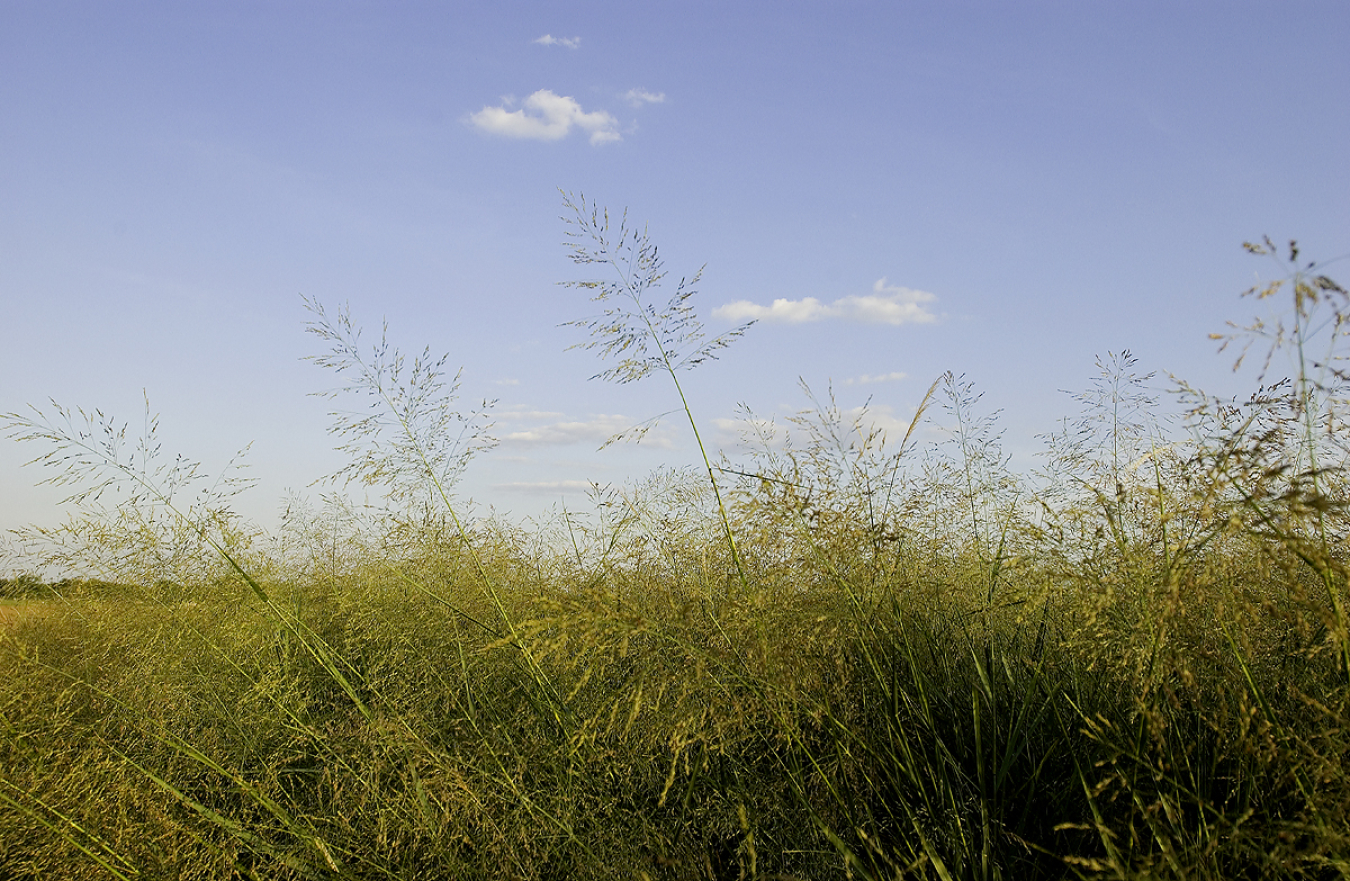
[3,1,1348,545]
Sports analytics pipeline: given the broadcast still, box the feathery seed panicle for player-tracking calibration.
[559,191,754,596]
[2,231,1349,879]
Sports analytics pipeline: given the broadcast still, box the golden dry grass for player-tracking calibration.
[0,599,48,632]
[2,229,1347,879]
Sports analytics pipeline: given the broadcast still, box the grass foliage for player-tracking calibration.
[2,222,1349,878]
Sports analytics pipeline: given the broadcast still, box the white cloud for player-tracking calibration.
[496,407,563,422]
[713,278,938,325]
[498,407,563,418]
[713,415,785,450]
[716,404,921,452]
[533,35,580,48]
[494,480,593,493]
[469,90,620,145]
[718,297,831,323]
[841,404,920,442]
[622,88,666,107]
[494,378,521,386]
[844,371,908,386]
[499,413,673,448]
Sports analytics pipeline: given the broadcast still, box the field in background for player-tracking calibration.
[0,599,33,630]
[2,233,1348,879]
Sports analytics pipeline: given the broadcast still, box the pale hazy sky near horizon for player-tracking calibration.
[3,2,1348,551]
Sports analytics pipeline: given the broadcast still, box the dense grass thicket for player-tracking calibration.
[3,220,1350,879]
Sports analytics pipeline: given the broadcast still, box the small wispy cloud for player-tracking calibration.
[494,480,593,493]
[713,278,938,326]
[533,34,580,48]
[497,407,564,422]
[622,88,665,107]
[716,404,918,450]
[841,404,919,441]
[713,415,785,450]
[499,413,672,448]
[469,90,620,145]
[494,378,521,386]
[844,371,908,386]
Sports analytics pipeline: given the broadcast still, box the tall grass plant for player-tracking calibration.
[1,223,1347,879]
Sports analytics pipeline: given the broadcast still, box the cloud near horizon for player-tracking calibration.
[713,278,938,325]
[499,413,673,449]
[469,90,620,145]
[844,371,908,386]
[622,88,665,107]
[841,403,921,441]
[533,35,580,48]
[716,403,918,450]
[493,480,593,494]
[713,415,785,450]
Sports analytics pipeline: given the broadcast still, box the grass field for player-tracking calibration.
[0,599,29,629]
[1,229,1348,879]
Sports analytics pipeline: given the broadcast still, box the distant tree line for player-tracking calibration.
[0,574,134,599]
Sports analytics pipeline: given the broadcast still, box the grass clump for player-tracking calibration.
[1,222,1349,879]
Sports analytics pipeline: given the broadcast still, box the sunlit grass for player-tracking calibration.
[1,229,1348,879]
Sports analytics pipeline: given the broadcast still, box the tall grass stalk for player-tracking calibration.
[1214,238,1350,680]
[2,230,1349,879]
[0,398,375,721]
[303,298,569,728]
[560,192,755,598]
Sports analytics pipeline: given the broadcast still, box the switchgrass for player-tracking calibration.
[1,228,1348,879]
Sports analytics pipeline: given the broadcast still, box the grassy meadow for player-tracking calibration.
[2,219,1349,879]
